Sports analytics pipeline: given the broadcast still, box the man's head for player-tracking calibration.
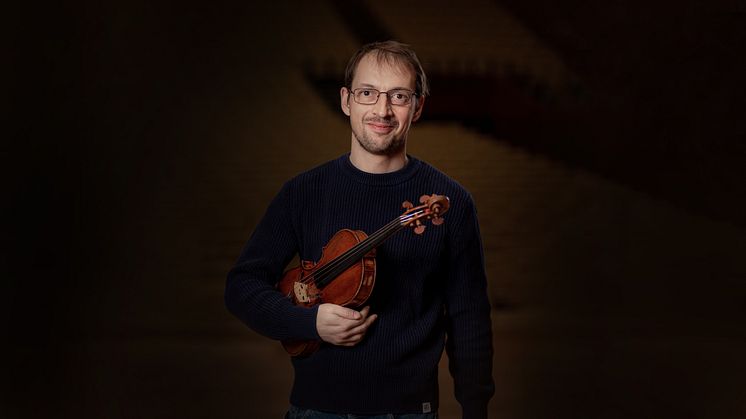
[340,41,428,158]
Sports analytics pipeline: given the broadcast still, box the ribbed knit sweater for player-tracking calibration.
[225,154,494,418]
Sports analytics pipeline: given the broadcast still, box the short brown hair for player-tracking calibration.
[344,40,430,98]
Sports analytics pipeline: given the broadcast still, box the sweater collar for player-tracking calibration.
[337,153,421,186]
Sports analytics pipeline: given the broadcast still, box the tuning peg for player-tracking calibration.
[414,225,426,234]
[402,200,413,209]
[432,217,444,225]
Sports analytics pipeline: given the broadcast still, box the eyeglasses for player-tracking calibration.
[350,88,417,106]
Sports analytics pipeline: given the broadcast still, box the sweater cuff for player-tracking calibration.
[286,304,321,341]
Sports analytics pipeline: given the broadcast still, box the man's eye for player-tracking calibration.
[394,93,405,100]
[361,90,373,96]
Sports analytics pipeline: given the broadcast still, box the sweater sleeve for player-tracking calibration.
[224,182,320,341]
[444,195,495,419]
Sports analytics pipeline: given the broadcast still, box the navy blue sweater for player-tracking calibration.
[225,154,494,418]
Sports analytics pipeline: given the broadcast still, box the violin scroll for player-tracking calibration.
[401,194,450,234]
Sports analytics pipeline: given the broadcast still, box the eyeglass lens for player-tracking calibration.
[353,89,413,106]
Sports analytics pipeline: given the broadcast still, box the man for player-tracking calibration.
[225,41,494,419]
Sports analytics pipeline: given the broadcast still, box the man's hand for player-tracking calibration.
[316,304,377,346]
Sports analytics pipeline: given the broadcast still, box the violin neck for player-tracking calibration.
[313,210,425,288]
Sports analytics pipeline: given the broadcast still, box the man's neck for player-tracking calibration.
[349,147,408,174]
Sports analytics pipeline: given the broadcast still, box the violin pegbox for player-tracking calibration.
[401,194,450,235]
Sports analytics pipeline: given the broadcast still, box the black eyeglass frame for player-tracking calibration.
[349,88,419,106]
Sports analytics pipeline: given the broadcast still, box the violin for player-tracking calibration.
[276,194,450,357]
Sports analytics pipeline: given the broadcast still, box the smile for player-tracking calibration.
[366,122,396,134]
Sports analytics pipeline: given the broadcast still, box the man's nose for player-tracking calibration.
[373,92,394,116]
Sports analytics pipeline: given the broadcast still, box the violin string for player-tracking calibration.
[314,221,403,287]
[313,209,424,284]
[300,209,425,287]
[306,211,418,285]
[314,220,406,288]
[301,217,403,286]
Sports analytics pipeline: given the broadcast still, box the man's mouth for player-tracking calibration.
[366,120,396,133]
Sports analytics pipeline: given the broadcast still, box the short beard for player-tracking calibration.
[352,121,405,156]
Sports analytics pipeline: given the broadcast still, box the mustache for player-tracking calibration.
[364,117,398,127]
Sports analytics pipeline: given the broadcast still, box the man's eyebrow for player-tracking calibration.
[356,83,411,90]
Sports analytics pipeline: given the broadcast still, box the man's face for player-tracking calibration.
[340,53,424,157]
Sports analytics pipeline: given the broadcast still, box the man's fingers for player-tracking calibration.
[340,334,365,346]
[326,303,362,320]
[337,313,377,345]
[346,313,377,336]
[339,330,370,345]
[316,303,377,346]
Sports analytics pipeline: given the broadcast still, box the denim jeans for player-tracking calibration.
[285,405,438,419]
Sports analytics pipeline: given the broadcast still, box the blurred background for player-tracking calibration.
[4,0,745,418]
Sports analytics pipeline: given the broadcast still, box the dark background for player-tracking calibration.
[5,1,745,418]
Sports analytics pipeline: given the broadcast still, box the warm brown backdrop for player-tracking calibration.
[5,1,745,418]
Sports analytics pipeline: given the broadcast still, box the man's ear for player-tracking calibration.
[340,87,351,116]
[412,95,425,122]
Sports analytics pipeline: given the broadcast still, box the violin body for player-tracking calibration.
[277,229,376,357]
